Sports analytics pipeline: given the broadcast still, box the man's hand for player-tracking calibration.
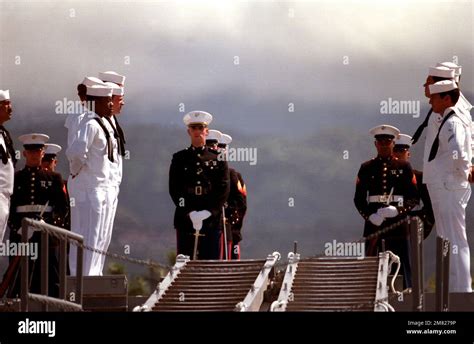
[377,205,399,218]
[369,213,384,226]
[16,226,37,241]
[189,210,211,230]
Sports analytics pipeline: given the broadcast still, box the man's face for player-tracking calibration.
[423,76,435,98]
[0,100,13,124]
[23,148,44,167]
[41,158,57,171]
[94,96,113,117]
[374,137,394,158]
[429,93,451,114]
[205,141,218,150]
[393,148,410,162]
[187,124,208,147]
[112,95,124,115]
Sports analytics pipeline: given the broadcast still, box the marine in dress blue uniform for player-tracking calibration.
[169,112,230,259]
[354,125,419,288]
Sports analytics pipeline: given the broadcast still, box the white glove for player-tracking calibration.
[189,210,212,230]
[368,213,384,226]
[16,223,41,241]
[377,205,399,218]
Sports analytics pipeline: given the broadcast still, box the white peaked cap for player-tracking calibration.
[44,143,62,155]
[18,133,49,147]
[183,111,213,126]
[0,90,10,101]
[99,71,126,85]
[207,130,222,142]
[104,82,125,96]
[82,76,106,87]
[219,134,232,145]
[428,66,454,79]
[394,134,412,147]
[429,80,458,95]
[86,85,113,97]
[369,124,400,139]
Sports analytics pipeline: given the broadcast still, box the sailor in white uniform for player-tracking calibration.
[96,71,126,274]
[65,76,107,148]
[0,90,16,242]
[436,62,474,160]
[424,80,473,292]
[66,84,118,276]
[421,67,456,177]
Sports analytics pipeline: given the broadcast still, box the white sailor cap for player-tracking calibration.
[428,66,454,79]
[219,133,232,146]
[429,80,458,95]
[206,129,222,143]
[436,62,462,82]
[18,133,49,149]
[0,90,10,102]
[99,71,126,85]
[436,62,462,76]
[44,143,62,157]
[104,82,125,96]
[183,111,213,127]
[86,85,113,97]
[81,76,106,87]
[394,134,412,149]
[369,125,400,139]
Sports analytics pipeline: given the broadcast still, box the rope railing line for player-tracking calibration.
[27,293,83,312]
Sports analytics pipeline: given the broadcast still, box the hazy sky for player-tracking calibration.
[1,0,472,135]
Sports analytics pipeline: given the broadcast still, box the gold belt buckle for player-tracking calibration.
[195,186,202,195]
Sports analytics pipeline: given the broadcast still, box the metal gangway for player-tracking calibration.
[135,252,280,312]
[271,251,400,312]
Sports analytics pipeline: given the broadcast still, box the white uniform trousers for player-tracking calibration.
[427,183,472,292]
[68,178,109,276]
[94,185,119,276]
[0,192,10,242]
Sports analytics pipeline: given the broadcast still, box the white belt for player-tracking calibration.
[368,195,403,203]
[16,205,53,213]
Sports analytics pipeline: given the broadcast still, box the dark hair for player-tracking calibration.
[42,155,56,162]
[77,83,87,98]
[85,95,111,102]
[438,88,460,104]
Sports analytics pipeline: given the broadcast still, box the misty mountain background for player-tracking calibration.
[1,0,473,283]
[3,105,474,281]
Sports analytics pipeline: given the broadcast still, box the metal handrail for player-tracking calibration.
[20,218,84,312]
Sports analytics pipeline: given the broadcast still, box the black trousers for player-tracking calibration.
[7,233,60,298]
[176,229,222,260]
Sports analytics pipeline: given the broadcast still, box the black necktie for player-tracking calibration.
[114,116,126,155]
[411,108,433,145]
[0,125,16,166]
[428,110,455,162]
[105,117,126,157]
[93,118,114,162]
[0,145,7,164]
